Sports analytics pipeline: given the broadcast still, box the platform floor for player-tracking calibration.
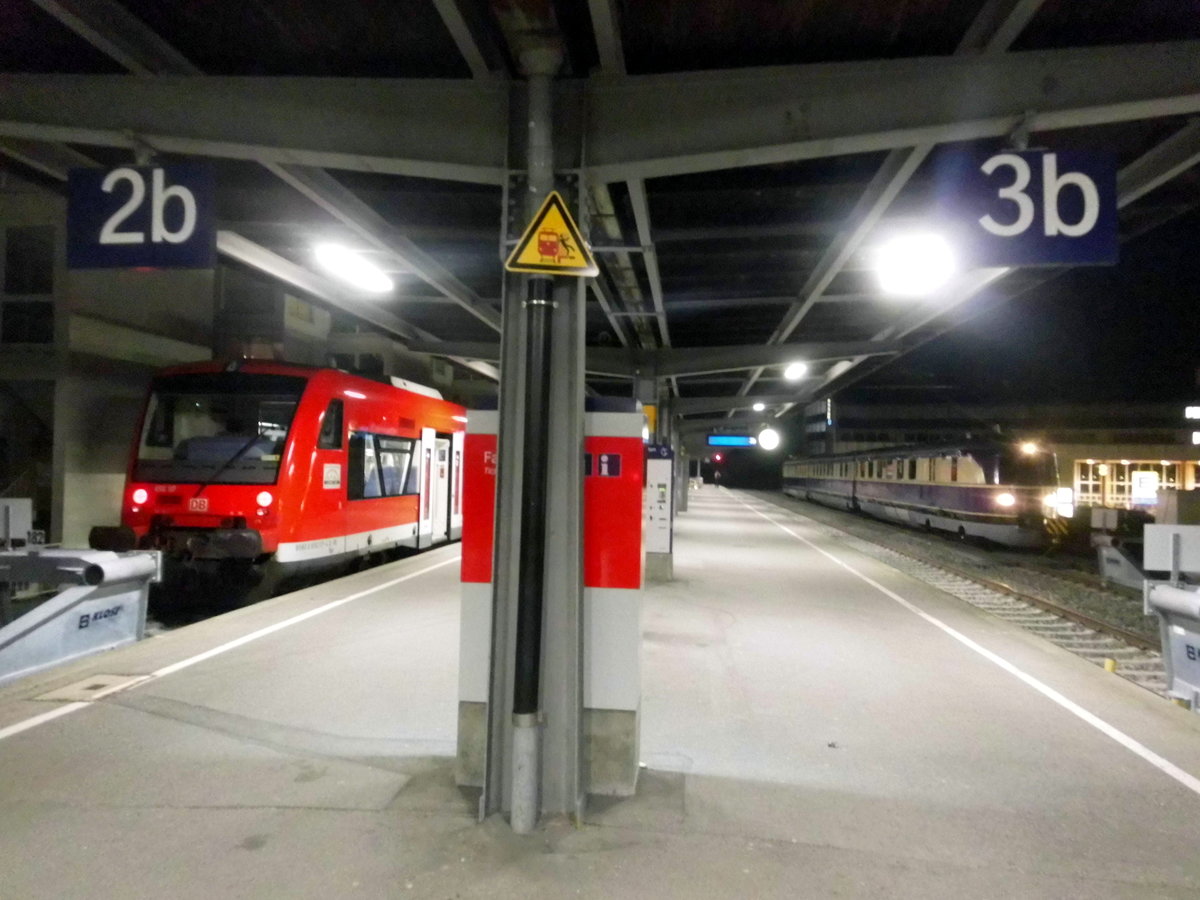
[2,486,1200,898]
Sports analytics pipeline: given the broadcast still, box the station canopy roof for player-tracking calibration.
[2,0,1199,430]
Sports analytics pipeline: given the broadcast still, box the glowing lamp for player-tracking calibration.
[875,232,957,297]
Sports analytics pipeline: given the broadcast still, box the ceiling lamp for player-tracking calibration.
[874,232,957,297]
[757,428,781,451]
[314,243,394,293]
[784,362,808,381]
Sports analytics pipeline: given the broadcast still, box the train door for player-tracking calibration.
[417,427,453,547]
[449,430,464,540]
[432,435,451,544]
[417,427,434,548]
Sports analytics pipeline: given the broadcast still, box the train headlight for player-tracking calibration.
[256,491,274,508]
[995,492,1016,507]
[132,488,149,505]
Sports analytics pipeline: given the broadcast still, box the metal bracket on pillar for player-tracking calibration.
[125,132,157,166]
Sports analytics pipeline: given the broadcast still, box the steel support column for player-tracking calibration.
[540,276,587,819]
[486,43,572,835]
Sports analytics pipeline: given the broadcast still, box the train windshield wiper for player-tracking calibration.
[193,430,269,498]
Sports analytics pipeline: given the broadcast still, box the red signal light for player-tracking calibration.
[714,453,723,463]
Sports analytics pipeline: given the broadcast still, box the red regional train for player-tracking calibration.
[90,359,466,596]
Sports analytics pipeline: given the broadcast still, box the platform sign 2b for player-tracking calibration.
[942,150,1118,267]
[67,164,216,269]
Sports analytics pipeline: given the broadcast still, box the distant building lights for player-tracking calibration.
[757,428,781,451]
[784,362,808,381]
[314,243,394,293]
[874,232,958,297]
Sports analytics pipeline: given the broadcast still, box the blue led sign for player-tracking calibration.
[707,435,756,447]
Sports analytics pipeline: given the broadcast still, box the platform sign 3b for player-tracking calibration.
[941,150,1118,267]
[505,191,598,276]
[67,163,216,269]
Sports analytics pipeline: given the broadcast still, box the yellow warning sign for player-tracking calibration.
[505,191,598,277]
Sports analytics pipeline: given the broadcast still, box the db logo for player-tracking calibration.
[188,497,209,512]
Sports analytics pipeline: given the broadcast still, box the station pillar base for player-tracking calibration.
[645,551,673,582]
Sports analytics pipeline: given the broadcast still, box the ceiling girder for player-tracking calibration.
[792,118,1200,408]
[402,339,898,377]
[583,41,1200,181]
[261,162,501,331]
[30,0,201,75]
[674,394,809,416]
[727,0,1046,405]
[18,0,503,338]
[2,41,1197,187]
[0,75,509,185]
[217,231,499,381]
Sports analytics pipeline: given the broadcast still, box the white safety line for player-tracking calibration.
[0,555,460,744]
[0,701,89,742]
[729,490,1200,799]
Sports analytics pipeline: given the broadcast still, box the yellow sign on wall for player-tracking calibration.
[504,191,598,276]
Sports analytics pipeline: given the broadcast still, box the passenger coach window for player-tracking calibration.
[318,400,343,450]
[349,432,418,500]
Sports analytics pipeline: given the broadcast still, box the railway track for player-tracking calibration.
[751,490,1169,699]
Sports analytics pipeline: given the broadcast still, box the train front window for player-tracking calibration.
[1001,451,1058,486]
[134,373,304,485]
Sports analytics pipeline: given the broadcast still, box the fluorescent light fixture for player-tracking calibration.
[757,428,781,451]
[752,402,766,412]
[1194,432,1200,446]
[875,232,957,297]
[1020,442,1039,455]
[1186,406,1200,419]
[314,243,394,293]
[784,361,808,381]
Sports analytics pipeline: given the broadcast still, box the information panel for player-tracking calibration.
[68,163,216,269]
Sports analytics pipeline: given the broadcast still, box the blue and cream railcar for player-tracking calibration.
[782,441,1067,548]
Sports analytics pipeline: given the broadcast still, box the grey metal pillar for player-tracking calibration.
[541,275,586,819]
[482,269,527,821]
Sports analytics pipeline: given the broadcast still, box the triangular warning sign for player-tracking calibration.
[505,191,598,277]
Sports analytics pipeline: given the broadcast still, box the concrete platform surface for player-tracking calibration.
[2,487,1200,897]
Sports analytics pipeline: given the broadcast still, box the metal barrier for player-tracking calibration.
[1143,525,1200,710]
[0,549,161,687]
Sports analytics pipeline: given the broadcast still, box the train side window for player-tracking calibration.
[318,400,344,450]
[404,440,423,494]
[907,459,917,480]
[950,456,958,482]
[348,433,382,499]
[377,436,415,496]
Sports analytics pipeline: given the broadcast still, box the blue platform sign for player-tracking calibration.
[939,150,1118,267]
[67,164,216,269]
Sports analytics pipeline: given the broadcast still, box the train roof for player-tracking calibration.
[786,439,1052,464]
